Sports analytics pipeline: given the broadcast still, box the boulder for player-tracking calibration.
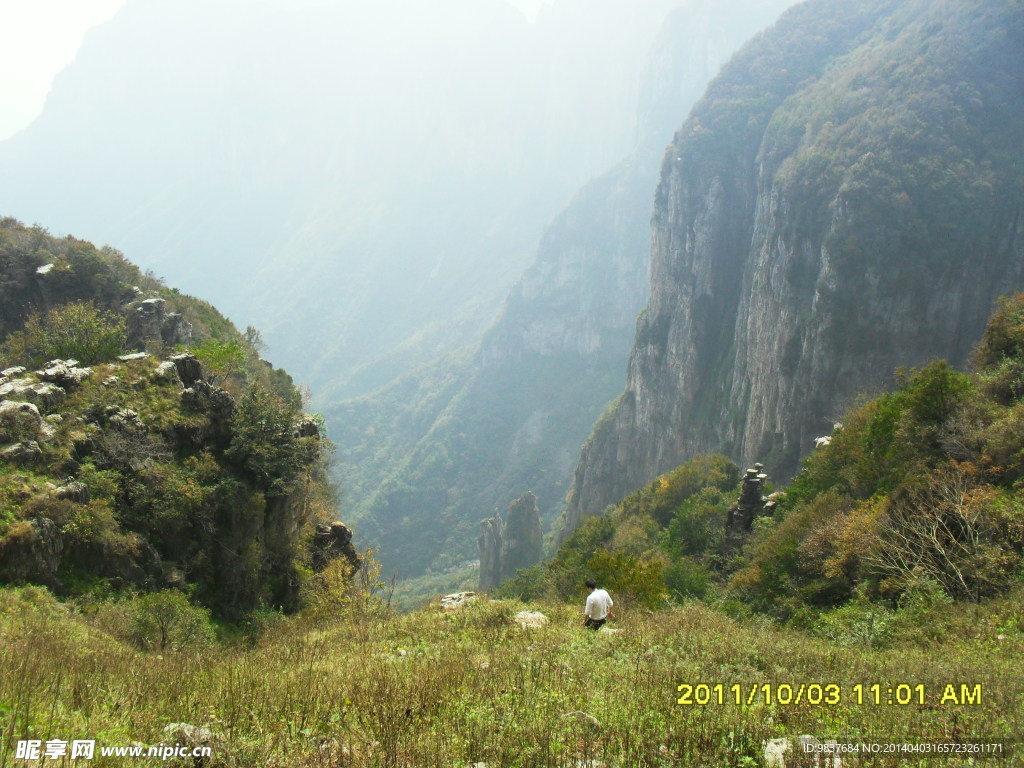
[514,610,549,629]
[154,360,180,384]
[106,407,145,432]
[763,736,843,768]
[0,381,66,412]
[440,592,478,611]
[295,416,320,439]
[0,441,42,465]
[171,353,204,387]
[125,297,166,348]
[54,481,90,504]
[310,521,360,573]
[562,711,601,731]
[0,401,42,443]
[37,360,92,389]
[160,722,224,758]
[0,517,63,585]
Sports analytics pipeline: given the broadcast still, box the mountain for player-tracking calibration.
[0,0,682,401]
[0,219,345,619]
[564,0,1024,534]
[330,0,797,579]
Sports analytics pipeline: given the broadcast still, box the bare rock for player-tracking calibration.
[440,591,478,611]
[125,298,166,349]
[310,521,360,573]
[764,736,843,768]
[154,360,180,384]
[0,517,63,585]
[171,353,204,387]
[0,441,42,465]
[502,492,542,575]
[514,610,549,629]
[0,381,66,412]
[37,360,92,389]
[107,407,145,432]
[160,722,224,761]
[478,513,504,591]
[295,416,320,439]
[479,492,543,590]
[118,352,150,362]
[55,481,90,504]
[0,401,42,443]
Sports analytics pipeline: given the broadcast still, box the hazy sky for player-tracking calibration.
[0,0,554,141]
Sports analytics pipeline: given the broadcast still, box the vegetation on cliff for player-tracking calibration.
[0,219,339,619]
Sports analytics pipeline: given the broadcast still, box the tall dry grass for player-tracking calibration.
[1,586,1021,767]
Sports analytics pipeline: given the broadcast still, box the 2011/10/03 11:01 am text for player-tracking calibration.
[676,682,983,706]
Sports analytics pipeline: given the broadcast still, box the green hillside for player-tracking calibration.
[0,219,341,620]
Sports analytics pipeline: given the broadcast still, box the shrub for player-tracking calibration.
[663,486,730,559]
[89,591,215,652]
[974,293,1024,371]
[1,301,125,366]
[191,338,246,384]
[227,385,320,493]
[584,548,667,610]
[865,465,1024,602]
[664,557,711,601]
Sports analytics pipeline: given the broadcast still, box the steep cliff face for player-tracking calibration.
[565,0,1024,531]
[330,0,795,578]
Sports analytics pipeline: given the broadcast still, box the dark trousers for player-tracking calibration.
[584,617,606,631]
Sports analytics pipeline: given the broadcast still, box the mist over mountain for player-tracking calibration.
[564,0,1024,534]
[0,0,679,400]
[330,0,796,579]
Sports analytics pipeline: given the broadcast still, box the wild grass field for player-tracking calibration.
[1,583,1021,768]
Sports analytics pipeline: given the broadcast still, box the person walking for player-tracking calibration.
[582,578,613,630]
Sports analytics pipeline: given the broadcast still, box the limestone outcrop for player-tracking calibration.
[310,522,360,574]
[478,492,543,590]
[125,297,192,350]
[477,513,505,592]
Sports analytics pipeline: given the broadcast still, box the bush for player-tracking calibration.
[585,548,667,610]
[663,486,730,559]
[974,293,1024,371]
[191,338,246,384]
[226,385,320,493]
[91,591,215,652]
[664,557,711,601]
[1,301,125,366]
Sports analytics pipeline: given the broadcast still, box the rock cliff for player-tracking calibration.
[565,0,1024,531]
[331,0,795,578]
[477,492,543,590]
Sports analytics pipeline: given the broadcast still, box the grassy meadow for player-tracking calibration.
[1,584,1022,768]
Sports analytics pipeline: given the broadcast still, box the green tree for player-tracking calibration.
[226,385,320,493]
[192,338,246,383]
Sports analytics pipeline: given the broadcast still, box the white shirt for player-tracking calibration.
[585,588,613,620]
